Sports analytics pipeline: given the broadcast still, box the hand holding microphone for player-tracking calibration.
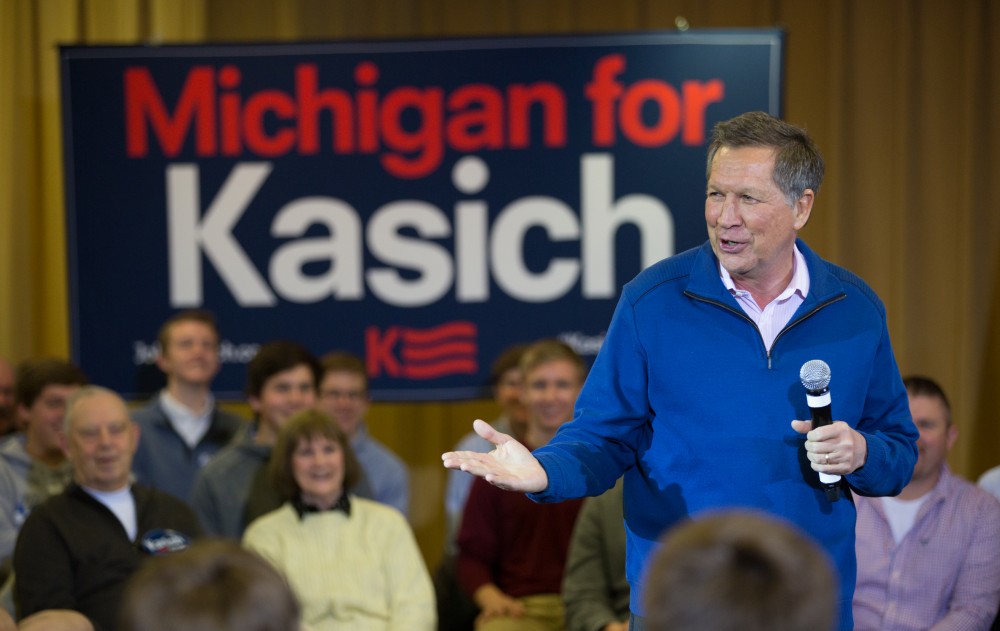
[799,359,841,501]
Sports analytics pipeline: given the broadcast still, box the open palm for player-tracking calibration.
[441,419,549,493]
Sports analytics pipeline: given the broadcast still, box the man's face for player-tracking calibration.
[908,393,957,486]
[523,359,582,435]
[65,392,139,492]
[705,146,812,287]
[250,365,317,435]
[493,367,529,428]
[156,320,221,387]
[23,384,81,455]
[317,371,368,439]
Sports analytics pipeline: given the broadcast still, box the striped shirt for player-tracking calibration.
[853,467,1000,630]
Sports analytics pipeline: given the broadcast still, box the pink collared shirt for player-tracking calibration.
[720,246,810,351]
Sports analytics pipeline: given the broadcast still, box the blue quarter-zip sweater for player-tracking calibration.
[530,239,918,630]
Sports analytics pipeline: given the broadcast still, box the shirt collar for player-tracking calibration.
[719,244,810,302]
[292,494,351,520]
[159,389,214,420]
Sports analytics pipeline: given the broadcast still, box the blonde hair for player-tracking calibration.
[519,339,586,383]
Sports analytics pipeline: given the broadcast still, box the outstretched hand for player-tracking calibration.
[441,419,549,493]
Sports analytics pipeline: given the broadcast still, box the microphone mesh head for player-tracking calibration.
[800,359,831,391]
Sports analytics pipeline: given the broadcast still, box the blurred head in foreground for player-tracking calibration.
[119,539,300,631]
[643,510,837,631]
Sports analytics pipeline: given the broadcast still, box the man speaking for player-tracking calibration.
[443,111,919,631]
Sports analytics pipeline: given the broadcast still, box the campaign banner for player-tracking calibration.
[60,30,784,400]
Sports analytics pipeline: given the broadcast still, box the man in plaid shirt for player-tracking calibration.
[853,376,1000,630]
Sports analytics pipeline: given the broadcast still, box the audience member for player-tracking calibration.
[853,376,1000,630]
[0,461,25,579]
[243,409,434,631]
[978,464,1000,503]
[191,341,320,539]
[119,540,300,631]
[457,340,586,631]
[316,352,408,515]
[0,358,15,437]
[2,359,87,482]
[435,344,530,631]
[444,343,529,545]
[0,359,87,563]
[643,510,836,631]
[563,478,629,631]
[982,462,1000,631]
[131,310,245,502]
[14,386,200,631]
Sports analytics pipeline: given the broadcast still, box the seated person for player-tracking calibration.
[436,343,528,631]
[191,341,321,539]
[643,510,836,631]
[457,340,587,631]
[1,359,87,480]
[0,359,87,565]
[131,310,245,502]
[13,386,200,631]
[119,540,299,631]
[243,409,435,631]
[563,477,629,631]
[854,376,1000,630]
[444,343,529,546]
[316,352,409,515]
[978,464,1000,502]
[0,357,14,437]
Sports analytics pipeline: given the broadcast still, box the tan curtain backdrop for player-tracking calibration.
[2,0,998,569]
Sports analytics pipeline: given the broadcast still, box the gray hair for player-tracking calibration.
[706,111,825,206]
[63,385,125,434]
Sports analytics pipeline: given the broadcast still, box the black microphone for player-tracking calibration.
[799,359,841,502]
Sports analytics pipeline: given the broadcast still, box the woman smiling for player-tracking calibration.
[243,409,435,631]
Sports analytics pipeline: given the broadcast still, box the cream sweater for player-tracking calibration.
[244,498,435,631]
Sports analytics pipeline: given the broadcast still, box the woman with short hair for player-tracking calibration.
[243,409,435,631]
